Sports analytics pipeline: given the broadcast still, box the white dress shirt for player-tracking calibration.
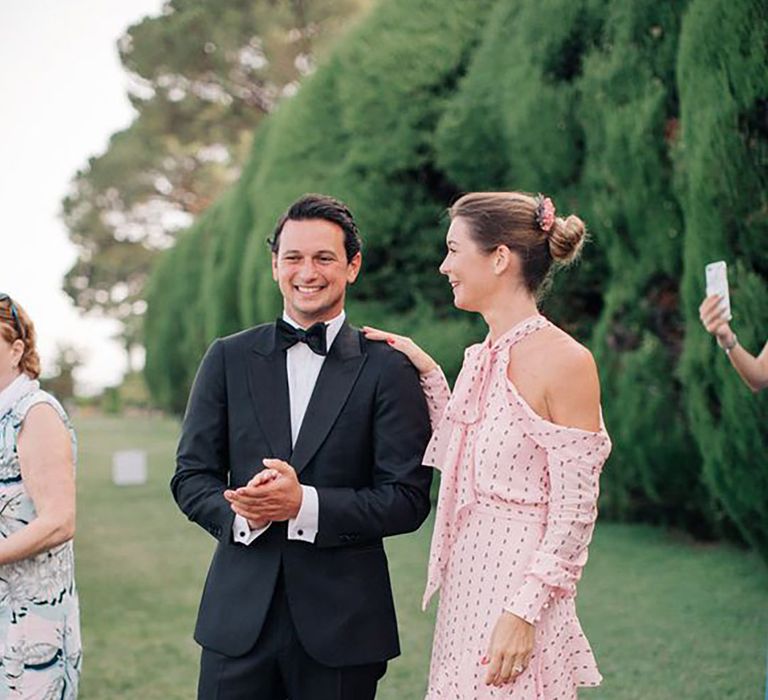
[233,310,347,546]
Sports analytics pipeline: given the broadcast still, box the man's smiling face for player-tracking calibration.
[272,218,361,327]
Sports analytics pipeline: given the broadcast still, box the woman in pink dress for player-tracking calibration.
[364,192,611,698]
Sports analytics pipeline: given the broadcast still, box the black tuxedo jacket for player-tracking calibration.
[171,320,432,665]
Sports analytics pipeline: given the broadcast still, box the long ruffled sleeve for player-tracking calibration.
[504,423,612,624]
[419,366,452,431]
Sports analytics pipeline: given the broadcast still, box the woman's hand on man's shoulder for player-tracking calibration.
[362,326,438,376]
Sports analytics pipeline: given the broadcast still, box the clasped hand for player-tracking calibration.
[223,458,303,529]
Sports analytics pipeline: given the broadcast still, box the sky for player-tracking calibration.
[0,0,166,395]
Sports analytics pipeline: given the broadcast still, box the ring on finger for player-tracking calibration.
[513,664,525,674]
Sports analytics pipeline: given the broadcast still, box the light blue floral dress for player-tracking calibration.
[0,384,81,698]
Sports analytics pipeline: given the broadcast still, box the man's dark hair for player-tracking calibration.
[268,193,363,262]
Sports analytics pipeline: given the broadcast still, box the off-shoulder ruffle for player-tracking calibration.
[505,375,612,463]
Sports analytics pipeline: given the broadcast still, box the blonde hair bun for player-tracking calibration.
[548,214,586,264]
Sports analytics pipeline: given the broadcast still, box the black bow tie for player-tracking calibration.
[276,318,328,356]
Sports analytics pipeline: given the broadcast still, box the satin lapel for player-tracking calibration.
[290,323,366,475]
[247,324,293,461]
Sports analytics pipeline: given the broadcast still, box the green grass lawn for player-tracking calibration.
[73,414,767,699]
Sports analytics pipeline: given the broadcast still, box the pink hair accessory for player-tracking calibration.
[535,194,556,232]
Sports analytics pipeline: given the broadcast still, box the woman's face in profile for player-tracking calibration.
[439,217,498,313]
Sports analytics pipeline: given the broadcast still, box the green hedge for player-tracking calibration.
[676,0,768,556]
[144,221,211,414]
[143,0,768,556]
[577,0,709,528]
[433,0,609,337]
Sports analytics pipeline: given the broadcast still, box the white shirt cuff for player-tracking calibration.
[288,485,318,543]
[232,514,271,545]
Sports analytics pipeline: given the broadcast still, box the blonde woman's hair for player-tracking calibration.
[449,191,587,295]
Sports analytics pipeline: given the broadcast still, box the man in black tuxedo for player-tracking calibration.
[171,193,433,699]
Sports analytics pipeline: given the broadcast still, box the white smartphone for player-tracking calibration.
[705,260,732,321]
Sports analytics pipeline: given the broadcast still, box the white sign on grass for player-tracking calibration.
[112,450,148,486]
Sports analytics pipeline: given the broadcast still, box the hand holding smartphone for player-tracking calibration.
[705,261,732,322]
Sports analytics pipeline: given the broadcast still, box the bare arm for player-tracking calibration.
[725,341,768,392]
[700,294,768,392]
[545,346,602,431]
[0,404,76,565]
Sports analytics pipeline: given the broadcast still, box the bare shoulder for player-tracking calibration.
[539,326,601,431]
[19,402,70,444]
[547,329,598,384]
[522,324,596,376]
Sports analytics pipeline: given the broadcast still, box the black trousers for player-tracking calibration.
[198,570,387,700]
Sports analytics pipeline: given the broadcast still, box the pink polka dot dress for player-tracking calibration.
[421,315,611,699]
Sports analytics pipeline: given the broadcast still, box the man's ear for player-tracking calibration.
[271,253,278,281]
[346,252,362,284]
